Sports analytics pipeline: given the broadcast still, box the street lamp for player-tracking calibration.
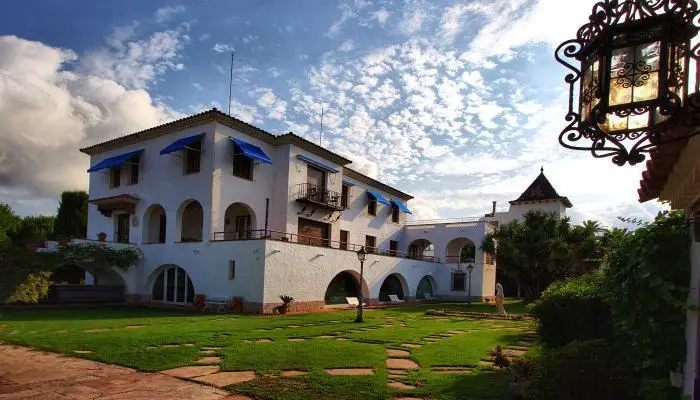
[466,262,474,305]
[555,0,700,166]
[355,246,367,323]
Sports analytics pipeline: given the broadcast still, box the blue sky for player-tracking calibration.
[0,0,664,226]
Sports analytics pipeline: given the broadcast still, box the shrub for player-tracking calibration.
[491,345,510,368]
[6,271,52,303]
[528,272,611,347]
[526,339,636,400]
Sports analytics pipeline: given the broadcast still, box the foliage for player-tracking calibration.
[525,339,637,400]
[528,272,611,347]
[603,210,690,399]
[6,271,52,303]
[0,203,21,244]
[481,210,602,301]
[193,294,206,310]
[491,345,510,368]
[54,190,88,239]
[509,357,534,382]
[8,215,56,244]
[279,295,295,305]
[57,243,142,271]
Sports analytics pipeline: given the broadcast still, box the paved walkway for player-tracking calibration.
[0,345,249,400]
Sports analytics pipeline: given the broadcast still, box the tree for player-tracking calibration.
[481,210,601,301]
[8,215,55,244]
[54,191,88,239]
[0,203,20,244]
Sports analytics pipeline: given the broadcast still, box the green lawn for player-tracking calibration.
[0,300,533,400]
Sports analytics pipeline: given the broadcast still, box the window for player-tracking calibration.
[128,154,140,185]
[367,199,377,216]
[110,167,121,188]
[116,214,130,244]
[389,240,398,256]
[341,184,350,209]
[307,166,326,191]
[451,272,466,291]
[235,215,251,239]
[391,204,400,223]
[184,140,201,174]
[233,152,253,179]
[228,261,236,280]
[365,235,376,254]
[340,230,349,250]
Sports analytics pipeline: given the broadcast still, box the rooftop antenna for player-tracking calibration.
[228,50,235,116]
[319,105,324,146]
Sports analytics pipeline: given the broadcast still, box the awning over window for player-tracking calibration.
[367,190,391,206]
[159,133,204,155]
[87,150,143,173]
[229,137,273,164]
[391,199,412,214]
[342,179,355,186]
[297,155,338,173]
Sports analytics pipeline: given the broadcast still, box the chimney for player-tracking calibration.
[491,201,497,216]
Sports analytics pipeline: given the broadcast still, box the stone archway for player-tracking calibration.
[416,275,437,300]
[223,202,257,240]
[324,270,369,305]
[445,237,476,264]
[143,204,167,244]
[379,273,409,301]
[147,264,196,305]
[177,200,203,242]
[407,239,434,260]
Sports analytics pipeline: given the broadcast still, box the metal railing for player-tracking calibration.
[405,216,484,226]
[211,229,442,263]
[444,256,476,264]
[294,183,343,210]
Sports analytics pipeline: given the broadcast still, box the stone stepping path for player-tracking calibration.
[255,339,272,343]
[288,338,306,342]
[386,359,420,369]
[400,343,422,349]
[386,349,411,358]
[388,381,416,390]
[125,325,146,329]
[281,370,307,377]
[163,365,222,378]
[73,350,93,354]
[316,335,335,339]
[197,357,222,364]
[84,328,110,333]
[432,366,472,375]
[193,371,257,387]
[325,368,374,376]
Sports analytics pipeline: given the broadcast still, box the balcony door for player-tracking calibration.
[116,214,130,244]
[298,218,329,247]
[307,165,326,192]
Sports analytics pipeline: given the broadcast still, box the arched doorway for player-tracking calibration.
[178,200,203,242]
[51,264,86,284]
[150,265,195,305]
[416,276,436,300]
[324,271,367,305]
[379,273,407,301]
[223,202,256,240]
[48,263,126,303]
[407,239,434,260]
[445,237,476,264]
[143,204,167,244]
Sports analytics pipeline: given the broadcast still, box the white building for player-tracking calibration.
[72,109,569,313]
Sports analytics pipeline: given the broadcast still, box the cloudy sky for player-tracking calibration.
[0,0,665,226]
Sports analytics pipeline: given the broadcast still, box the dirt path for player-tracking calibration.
[0,345,248,399]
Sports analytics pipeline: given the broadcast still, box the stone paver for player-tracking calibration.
[255,339,272,343]
[288,338,306,342]
[73,350,93,354]
[400,343,422,349]
[388,369,407,375]
[162,365,221,378]
[386,359,420,369]
[201,350,217,355]
[325,368,374,376]
[0,345,229,399]
[193,371,257,387]
[316,335,335,339]
[197,356,223,364]
[281,370,307,377]
[388,381,416,390]
[84,328,110,333]
[125,325,145,329]
[385,349,411,357]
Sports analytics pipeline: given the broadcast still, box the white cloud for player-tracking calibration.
[154,5,186,23]
[268,67,282,78]
[79,24,189,89]
[254,88,287,120]
[399,11,424,35]
[339,40,355,52]
[439,4,469,42]
[191,82,203,90]
[0,35,181,205]
[212,43,234,53]
[198,33,211,41]
[371,8,390,24]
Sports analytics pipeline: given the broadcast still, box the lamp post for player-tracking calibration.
[355,246,367,323]
[555,0,700,166]
[466,262,474,305]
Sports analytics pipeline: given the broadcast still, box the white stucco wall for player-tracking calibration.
[684,237,700,395]
[504,200,567,223]
[86,123,217,244]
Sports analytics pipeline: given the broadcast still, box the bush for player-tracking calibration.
[528,272,611,347]
[526,339,636,400]
[6,271,52,303]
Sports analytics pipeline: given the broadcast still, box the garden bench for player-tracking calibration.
[423,293,433,301]
[346,297,360,307]
[203,296,231,312]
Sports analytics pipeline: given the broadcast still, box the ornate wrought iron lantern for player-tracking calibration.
[556,0,700,165]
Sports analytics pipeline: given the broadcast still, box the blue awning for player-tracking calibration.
[297,155,338,173]
[391,199,412,214]
[160,133,204,155]
[87,150,143,173]
[230,137,273,164]
[342,179,355,186]
[367,190,391,206]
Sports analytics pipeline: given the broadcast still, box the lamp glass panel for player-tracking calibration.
[627,111,649,130]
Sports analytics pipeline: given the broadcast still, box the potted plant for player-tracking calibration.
[97,232,107,242]
[278,295,294,314]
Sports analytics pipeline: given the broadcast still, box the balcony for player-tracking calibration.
[294,183,343,211]
[211,229,442,263]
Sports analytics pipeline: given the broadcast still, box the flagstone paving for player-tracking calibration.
[0,345,230,399]
[193,371,257,387]
[325,368,375,376]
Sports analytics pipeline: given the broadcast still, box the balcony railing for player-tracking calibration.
[212,229,442,263]
[294,183,343,211]
[444,256,476,264]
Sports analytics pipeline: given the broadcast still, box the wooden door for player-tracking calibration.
[365,235,376,254]
[298,218,329,247]
[117,214,130,243]
[307,166,326,193]
[340,230,349,250]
